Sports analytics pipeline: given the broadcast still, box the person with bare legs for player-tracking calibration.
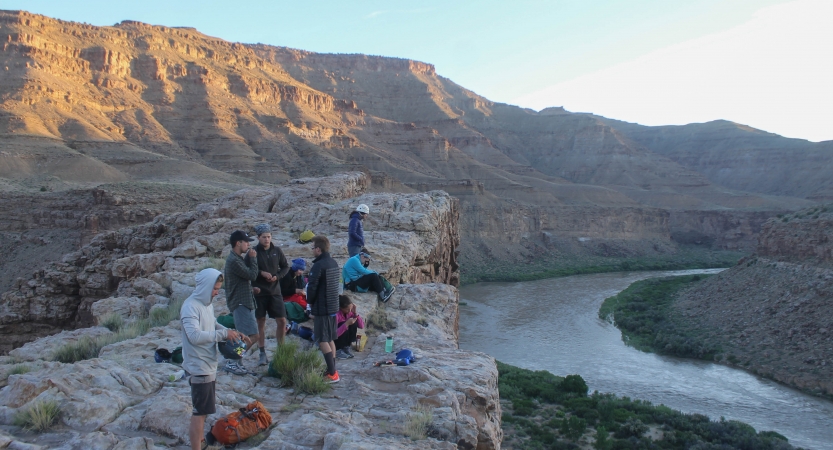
[306,235,342,383]
[252,223,290,365]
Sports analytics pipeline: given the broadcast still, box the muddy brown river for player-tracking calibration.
[459,269,833,449]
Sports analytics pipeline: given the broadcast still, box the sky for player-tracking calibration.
[5,0,832,141]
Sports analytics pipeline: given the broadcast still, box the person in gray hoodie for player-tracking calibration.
[180,268,250,450]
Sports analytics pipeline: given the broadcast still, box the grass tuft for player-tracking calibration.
[404,403,434,440]
[52,298,184,363]
[13,400,61,432]
[9,364,32,376]
[268,341,330,394]
[99,313,124,332]
[366,307,396,332]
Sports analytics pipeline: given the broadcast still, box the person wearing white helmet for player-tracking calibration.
[347,204,369,257]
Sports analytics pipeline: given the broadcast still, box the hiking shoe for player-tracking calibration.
[258,352,267,366]
[325,371,340,383]
[223,360,249,376]
[381,286,396,303]
[336,349,350,360]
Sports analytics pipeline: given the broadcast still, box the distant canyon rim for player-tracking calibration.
[1,8,832,342]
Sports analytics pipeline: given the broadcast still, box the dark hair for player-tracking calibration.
[360,247,370,254]
[339,294,352,309]
[215,274,224,284]
[311,235,330,253]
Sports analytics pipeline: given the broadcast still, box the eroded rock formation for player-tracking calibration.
[0,172,498,449]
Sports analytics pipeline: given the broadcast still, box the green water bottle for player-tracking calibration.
[385,335,393,353]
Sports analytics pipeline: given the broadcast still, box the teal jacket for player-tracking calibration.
[342,254,376,285]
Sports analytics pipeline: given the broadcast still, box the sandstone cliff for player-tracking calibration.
[1,9,826,284]
[674,204,833,397]
[0,172,500,449]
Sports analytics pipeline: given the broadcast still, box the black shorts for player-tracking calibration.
[255,295,286,319]
[190,377,216,416]
[313,315,337,343]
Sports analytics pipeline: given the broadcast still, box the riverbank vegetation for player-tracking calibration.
[598,274,723,360]
[461,247,743,285]
[497,361,795,449]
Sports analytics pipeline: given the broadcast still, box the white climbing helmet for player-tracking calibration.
[355,204,370,214]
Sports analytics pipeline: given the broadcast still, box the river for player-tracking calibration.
[458,269,833,449]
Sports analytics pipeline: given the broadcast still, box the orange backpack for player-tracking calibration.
[210,400,272,445]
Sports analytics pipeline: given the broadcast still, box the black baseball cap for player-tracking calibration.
[229,230,256,246]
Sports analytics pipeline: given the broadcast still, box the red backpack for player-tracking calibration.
[210,400,272,445]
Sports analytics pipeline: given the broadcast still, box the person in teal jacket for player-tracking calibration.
[341,248,395,302]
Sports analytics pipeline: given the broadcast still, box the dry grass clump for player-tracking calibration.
[52,298,184,363]
[13,400,61,432]
[404,403,434,440]
[366,307,396,332]
[99,313,124,332]
[268,340,330,394]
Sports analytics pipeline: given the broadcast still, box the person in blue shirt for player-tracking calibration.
[347,204,369,257]
[342,248,395,302]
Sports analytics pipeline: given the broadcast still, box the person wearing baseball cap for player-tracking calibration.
[347,204,369,257]
[222,230,259,375]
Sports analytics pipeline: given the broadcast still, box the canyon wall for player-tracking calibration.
[674,204,833,397]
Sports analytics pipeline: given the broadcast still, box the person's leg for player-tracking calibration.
[255,296,267,350]
[354,273,384,295]
[189,378,215,449]
[231,306,260,372]
[334,323,358,351]
[272,297,287,346]
[348,244,362,257]
[314,316,336,376]
[189,415,206,450]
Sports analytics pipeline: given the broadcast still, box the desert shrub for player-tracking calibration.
[366,307,396,332]
[598,275,722,360]
[52,299,183,363]
[52,336,100,363]
[268,341,330,394]
[9,364,32,376]
[561,375,589,396]
[200,257,225,271]
[99,313,124,332]
[13,400,61,431]
[404,403,434,440]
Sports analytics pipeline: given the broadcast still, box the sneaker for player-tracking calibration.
[343,347,355,358]
[381,286,396,303]
[223,360,249,376]
[336,349,350,360]
[258,352,267,366]
[325,371,340,383]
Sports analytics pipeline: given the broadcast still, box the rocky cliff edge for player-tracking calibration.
[0,172,500,449]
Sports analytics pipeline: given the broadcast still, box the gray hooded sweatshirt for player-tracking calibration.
[180,268,229,381]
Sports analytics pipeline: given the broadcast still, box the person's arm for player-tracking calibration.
[345,256,375,280]
[227,255,259,281]
[182,310,228,345]
[306,264,321,307]
[276,249,290,280]
[355,313,365,329]
[348,216,362,243]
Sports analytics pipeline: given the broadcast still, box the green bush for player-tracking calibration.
[497,361,795,449]
[598,275,722,360]
[13,400,61,431]
[267,340,330,394]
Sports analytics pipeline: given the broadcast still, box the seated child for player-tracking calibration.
[281,258,307,309]
[335,295,364,359]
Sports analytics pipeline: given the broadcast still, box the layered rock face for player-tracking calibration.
[1,9,826,280]
[674,205,833,397]
[0,172,499,449]
[0,172,460,353]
